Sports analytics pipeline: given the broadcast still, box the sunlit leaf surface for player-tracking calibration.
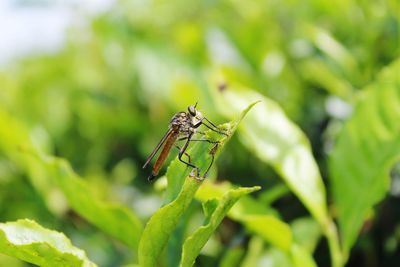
[211,86,329,227]
[329,59,400,253]
[0,219,96,267]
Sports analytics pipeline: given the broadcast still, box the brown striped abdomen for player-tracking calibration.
[151,129,179,178]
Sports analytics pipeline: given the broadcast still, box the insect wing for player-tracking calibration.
[142,127,173,169]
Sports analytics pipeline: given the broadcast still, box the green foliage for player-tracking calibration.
[138,177,202,267]
[196,181,318,267]
[0,110,143,250]
[0,0,399,266]
[138,104,256,267]
[36,156,144,250]
[0,219,96,267]
[210,85,342,266]
[240,236,264,267]
[212,86,328,227]
[180,186,260,267]
[197,182,291,251]
[329,59,400,255]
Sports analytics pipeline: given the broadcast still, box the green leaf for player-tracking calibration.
[0,110,143,249]
[257,247,292,267]
[240,236,264,267]
[210,85,342,267]
[219,247,245,267]
[258,184,290,206]
[291,217,321,253]
[329,59,400,254]
[196,181,291,251]
[202,199,219,219]
[290,244,317,267]
[180,186,260,267]
[211,85,329,228]
[139,177,202,267]
[240,215,292,251]
[138,103,257,267]
[37,156,144,250]
[0,219,96,267]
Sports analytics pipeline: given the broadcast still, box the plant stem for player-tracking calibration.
[323,220,343,267]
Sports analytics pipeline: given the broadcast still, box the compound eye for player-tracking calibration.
[188,105,196,116]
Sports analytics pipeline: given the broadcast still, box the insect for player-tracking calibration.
[143,103,227,181]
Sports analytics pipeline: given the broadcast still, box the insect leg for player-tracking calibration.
[178,134,199,175]
[177,135,189,141]
[180,131,219,144]
[175,145,191,163]
[202,144,219,178]
[204,117,228,136]
[202,121,228,136]
[189,138,220,144]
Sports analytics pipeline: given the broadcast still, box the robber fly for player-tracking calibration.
[143,103,227,181]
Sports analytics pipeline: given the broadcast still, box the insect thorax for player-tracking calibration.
[170,112,193,134]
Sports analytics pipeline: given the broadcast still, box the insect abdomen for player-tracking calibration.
[149,129,178,181]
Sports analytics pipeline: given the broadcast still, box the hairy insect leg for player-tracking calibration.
[201,143,219,179]
[204,117,229,136]
[190,138,220,144]
[174,145,191,163]
[178,135,200,177]
[184,131,222,144]
[202,121,228,136]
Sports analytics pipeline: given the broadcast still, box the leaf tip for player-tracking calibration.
[245,185,262,194]
[234,100,261,126]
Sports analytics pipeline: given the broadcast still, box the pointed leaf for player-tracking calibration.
[329,59,400,253]
[210,85,339,266]
[212,86,329,228]
[196,181,291,251]
[0,219,96,267]
[0,110,143,249]
[138,104,257,267]
[180,186,260,267]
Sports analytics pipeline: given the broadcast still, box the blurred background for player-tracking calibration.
[0,0,399,266]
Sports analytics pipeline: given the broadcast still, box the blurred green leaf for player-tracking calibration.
[180,186,260,267]
[303,24,359,79]
[219,246,244,267]
[0,219,96,267]
[299,58,354,99]
[329,59,400,254]
[0,110,143,250]
[32,155,144,250]
[291,217,321,253]
[290,244,317,267]
[138,103,257,267]
[241,215,292,251]
[258,184,290,206]
[211,85,342,266]
[211,85,329,228]
[257,247,292,267]
[240,236,264,267]
[196,181,291,250]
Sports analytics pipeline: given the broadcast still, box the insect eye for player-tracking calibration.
[188,105,196,116]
